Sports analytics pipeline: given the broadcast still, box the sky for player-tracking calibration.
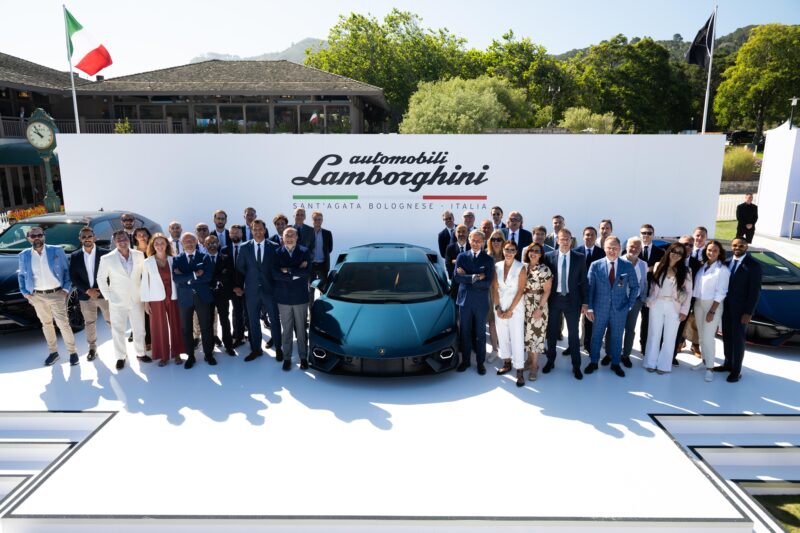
[1,0,799,79]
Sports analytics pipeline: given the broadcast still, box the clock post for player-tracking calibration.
[25,108,62,213]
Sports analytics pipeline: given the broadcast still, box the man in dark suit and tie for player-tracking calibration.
[270,214,288,246]
[212,209,231,250]
[172,233,216,369]
[272,227,311,371]
[544,215,577,249]
[445,225,469,298]
[454,230,495,375]
[584,236,639,377]
[736,193,758,243]
[490,206,507,234]
[205,234,236,356]
[229,224,248,347]
[69,226,110,361]
[506,211,532,261]
[236,219,282,361]
[309,211,333,303]
[168,221,184,256]
[543,228,588,380]
[437,210,456,258]
[572,226,606,356]
[638,223,664,355]
[532,226,555,253]
[242,207,259,242]
[716,238,761,382]
[293,208,316,255]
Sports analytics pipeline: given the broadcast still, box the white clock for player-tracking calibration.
[26,121,55,151]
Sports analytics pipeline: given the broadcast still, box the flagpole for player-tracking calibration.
[63,4,81,134]
[700,6,718,134]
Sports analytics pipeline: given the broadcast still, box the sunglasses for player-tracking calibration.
[640,231,653,235]
[529,249,542,254]
[29,233,44,238]
[669,250,684,255]
[490,237,504,242]
[121,218,134,223]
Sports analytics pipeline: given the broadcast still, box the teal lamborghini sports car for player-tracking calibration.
[309,243,458,375]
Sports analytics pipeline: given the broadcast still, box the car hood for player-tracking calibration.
[314,297,454,349]
[0,254,21,299]
[758,287,800,329]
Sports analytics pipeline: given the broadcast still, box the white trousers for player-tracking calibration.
[110,302,145,360]
[495,305,526,370]
[644,299,679,373]
[694,299,722,369]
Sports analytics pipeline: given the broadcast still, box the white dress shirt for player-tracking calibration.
[31,248,61,290]
[118,250,134,276]
[83,246,97,287]
[694,260,730,303]
[508,230,518,245]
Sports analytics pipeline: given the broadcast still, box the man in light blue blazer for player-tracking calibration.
[17,226,78,366]
[585,235,639,377]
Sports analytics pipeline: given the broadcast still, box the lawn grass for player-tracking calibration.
[753,494,800,532]
[715,220,737,241]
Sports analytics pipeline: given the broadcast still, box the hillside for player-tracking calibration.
[190,37,325,64]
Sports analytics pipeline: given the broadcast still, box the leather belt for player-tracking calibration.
[33,287,63,294]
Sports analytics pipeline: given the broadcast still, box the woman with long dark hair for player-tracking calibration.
[643,242,693,374]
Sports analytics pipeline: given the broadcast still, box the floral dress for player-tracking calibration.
[524,263,552,353]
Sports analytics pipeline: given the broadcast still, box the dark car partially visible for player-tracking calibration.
[0,211,162,333]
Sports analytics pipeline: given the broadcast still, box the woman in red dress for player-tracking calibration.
[140,233,184,366]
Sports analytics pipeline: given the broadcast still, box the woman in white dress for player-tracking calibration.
[644,242,693,374]
[692,240,730,382]
[491,240,528,386]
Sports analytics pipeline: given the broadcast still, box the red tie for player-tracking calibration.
[608,261,615,285]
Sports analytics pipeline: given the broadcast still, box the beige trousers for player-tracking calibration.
[29,291,77,354]
[79,298,110,350]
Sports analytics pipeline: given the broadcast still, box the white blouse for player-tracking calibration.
[693,260,730,303]
[495,260,524,311]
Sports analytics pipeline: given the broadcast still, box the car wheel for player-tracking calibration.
[67,288,85,332]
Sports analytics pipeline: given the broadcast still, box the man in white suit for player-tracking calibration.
[97,230,150,370]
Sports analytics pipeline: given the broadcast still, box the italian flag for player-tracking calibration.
[64,7,112,76]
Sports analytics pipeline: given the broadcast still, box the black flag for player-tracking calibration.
[685,11,716,69]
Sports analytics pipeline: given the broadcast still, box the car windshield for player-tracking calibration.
[328,262,441,303]
[750,251,800,285]
[0,222,83,253]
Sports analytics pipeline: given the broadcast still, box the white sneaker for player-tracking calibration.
[487,350,498,364]
[705,369,714,382]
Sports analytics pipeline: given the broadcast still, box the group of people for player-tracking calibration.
[17,208,333,372]
[438,208,762,386]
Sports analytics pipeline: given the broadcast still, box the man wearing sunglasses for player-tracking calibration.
[17,226,79,366]
[637,224,664,356]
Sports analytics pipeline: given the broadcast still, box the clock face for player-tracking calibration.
[26,122,55,150]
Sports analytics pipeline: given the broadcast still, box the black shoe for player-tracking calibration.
[562,347,571,356]
[137,355,153,363]
[226,348,237,357]
[127,333,133,343]
[282,359,292,371]
[542,361,554,374]
[115,359,125,370]
[184,356,196,369]
[266,338,274,349]
[726,373,741,383]
[233,338,245,348]
[300,359,309,370]
[263,319,271,329]
[713,365,731,373]
[573,368,583,380]
[275,348,284,362]
[456,361,470,372]
[44,352,60,366]
[672,356,679,367]
[558,333,564,341]
[244,351,262,362]
[213,336,222,347]
[584,362,598,374]
[601,355,611,366]
[610,364,625,377]
[69,353,79,366]
[621,356,632,369]
[193,338,200,350]
[477,364,486,375]
[87,348,97,362]
[205,355,217,366]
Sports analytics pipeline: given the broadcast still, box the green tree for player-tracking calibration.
[714,24,800,143]
[558,106,616,133]
[305,9,471,128]
[399,77,529,133]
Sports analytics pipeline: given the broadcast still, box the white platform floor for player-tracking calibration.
[0,317,798,530]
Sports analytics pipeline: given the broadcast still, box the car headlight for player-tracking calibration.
[424,326,455,345]
[311,324,342,345]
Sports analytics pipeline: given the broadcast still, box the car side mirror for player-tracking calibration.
[311,279,322,290]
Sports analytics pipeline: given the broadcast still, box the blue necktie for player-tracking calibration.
[560,254,567,295]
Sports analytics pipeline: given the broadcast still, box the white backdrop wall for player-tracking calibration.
[57,134,724,257]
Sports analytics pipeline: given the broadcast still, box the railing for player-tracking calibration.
[717,193,759,221]
[0,116,172,137]
[790,201,800,240]
[0,211,9,233]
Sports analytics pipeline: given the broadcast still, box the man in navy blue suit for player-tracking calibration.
[716,238,761,382]
[237,219,282,361]
[173,232,216,369]
[584,235,639,378]
[454,230,495,375]
[490,206,508,235]
[437,210,456,258]
[506,211,532,261]
[571,226,606,356]
[272,227,311,371]
[543,229,587,380]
